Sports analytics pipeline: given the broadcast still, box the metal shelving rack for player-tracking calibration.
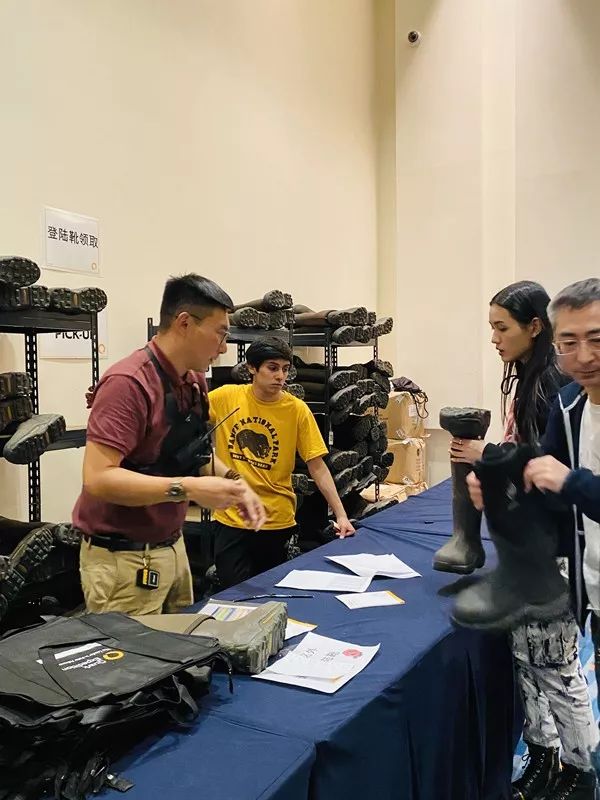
[291,327,381,500]
[0,309,98,521]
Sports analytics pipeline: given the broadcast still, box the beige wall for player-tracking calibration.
[0,0,378,521]
[391,0,600,487]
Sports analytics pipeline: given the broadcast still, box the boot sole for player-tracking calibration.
[3,413,66,464]
[330,386,358,410]
[267,311,286,329]
[261,290,285,310]
[0,396,33,433]
[0,372,32,402]
[49,287,107,314]
[451,593,571,630]
[353,326,373,344]
[327,311,352,327]
[432,554,485,575]
[285,384,305,400]
[327,451,352,473]
[232,307,269,328]
[283,293,293,309]
[372,317,394,337]
[0,284,50,310]
[0,525,55,613]
[368,359,394,378]
[328,371,353,392]
[0,257,40,288]
[331,325,356,345]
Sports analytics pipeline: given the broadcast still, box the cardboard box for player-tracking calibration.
[404,481,429,497]
[377,392,425,440]
[384,438,426,485]
[360,482,407,504]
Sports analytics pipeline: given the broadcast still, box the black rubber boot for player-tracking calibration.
[0,256,40,287]
[356,378,377,397]
[433,406,491,574]
[359,497,399,520]
[230,362,252,383]
[0,283,50,310]
[234,291,286,311]
[0,372,32,402]
[330,385,358,411]
[267,311,287,329]
[353,325,373,344]
[230,307,269,328]
[452,443,570,630]
[285,384,305,400]
[544,762,596,799]
[0,396,33,434]
[329,370,359,392]
[0,524,56,620]
[511,743,560,800]
[291,473,310,494]
[330,406,353,426]
[3,413,66,463]
[49,287,107,313]
[365,359,394,378]
[372,316,394,337]
[331,325,357,344]
[370,371,391,394]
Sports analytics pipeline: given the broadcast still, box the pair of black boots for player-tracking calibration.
[512,744,596,799]
[434,407,569,630]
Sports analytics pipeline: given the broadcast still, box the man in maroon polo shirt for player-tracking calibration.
[74,274,266,615]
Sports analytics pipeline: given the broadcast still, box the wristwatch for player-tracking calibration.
[165,481,188,502]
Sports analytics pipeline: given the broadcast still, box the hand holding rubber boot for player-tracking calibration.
[452,442,570,630]
[433,406,491,574]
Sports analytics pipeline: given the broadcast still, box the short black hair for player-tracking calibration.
[245,337,293,369]
[159,274,234,330]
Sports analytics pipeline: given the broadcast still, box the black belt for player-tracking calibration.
[83,532,181,552]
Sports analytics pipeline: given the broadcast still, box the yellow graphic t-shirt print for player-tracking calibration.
[229,416,280,470]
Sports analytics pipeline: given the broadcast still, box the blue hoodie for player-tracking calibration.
[542,381,600,628]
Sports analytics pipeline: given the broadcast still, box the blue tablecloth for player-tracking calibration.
[101,714,315,800]
[202,482,519,800]
[108,481,518,800]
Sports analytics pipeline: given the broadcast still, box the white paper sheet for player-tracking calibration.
[336,590,405,609]
[276,569,372,593]
[326,553,421,579]
[254,633,380,693]
[285,619,318,639]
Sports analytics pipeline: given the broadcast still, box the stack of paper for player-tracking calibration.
[326,553,421,580]
[336,590,405,610]
[276,569,372,593]
[254,632,380,693]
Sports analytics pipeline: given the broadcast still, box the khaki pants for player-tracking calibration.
[80,535,193,615]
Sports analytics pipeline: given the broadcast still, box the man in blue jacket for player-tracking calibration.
[469,277,600,799]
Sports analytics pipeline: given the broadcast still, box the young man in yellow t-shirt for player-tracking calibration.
[209,337,355,588]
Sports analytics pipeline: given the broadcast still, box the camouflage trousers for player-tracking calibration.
[511,612,598,770]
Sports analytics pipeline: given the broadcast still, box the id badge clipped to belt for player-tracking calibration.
[136,547,160,590]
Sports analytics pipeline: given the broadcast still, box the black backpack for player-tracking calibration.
[0,612,229,799]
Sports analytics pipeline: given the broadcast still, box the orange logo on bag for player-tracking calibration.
[102,650,124,661]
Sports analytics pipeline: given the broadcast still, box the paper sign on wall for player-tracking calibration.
[43,207,100,275]
[39,309,108,360]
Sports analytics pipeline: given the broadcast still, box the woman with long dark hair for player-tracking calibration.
[451,281,598,800]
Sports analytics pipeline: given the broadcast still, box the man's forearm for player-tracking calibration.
[84,466,185,507]
[307,459,345,518]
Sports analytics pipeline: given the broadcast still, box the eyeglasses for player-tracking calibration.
[554,337,600,356]
[187,312,229,344]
